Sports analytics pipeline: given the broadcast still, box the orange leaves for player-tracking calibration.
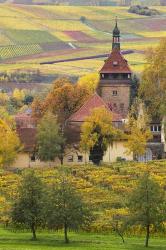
[32,78,90,124]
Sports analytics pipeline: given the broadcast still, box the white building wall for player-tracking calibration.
[11,140,133,169]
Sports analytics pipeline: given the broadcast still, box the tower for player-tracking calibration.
[97,19,132,117]
[112,17,120,50]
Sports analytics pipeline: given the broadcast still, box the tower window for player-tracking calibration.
[113,61,118,66]
[112,90,117,96]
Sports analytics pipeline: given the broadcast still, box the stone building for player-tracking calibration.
[97,20,132,117]
[11,20,165,168]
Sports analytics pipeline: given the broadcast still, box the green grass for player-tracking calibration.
[0,228,165,250]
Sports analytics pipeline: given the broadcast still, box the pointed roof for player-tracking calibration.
[113,17,120,36]
[100,47,132,74]
[69,93,122,122]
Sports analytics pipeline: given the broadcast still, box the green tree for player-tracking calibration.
[37,111,65,163]
[127,173,165,247]
[11,170,45,240]
[45,176,92,243]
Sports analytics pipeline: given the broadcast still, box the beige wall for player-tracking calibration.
[11,141,133,169]
[103,141,133,162]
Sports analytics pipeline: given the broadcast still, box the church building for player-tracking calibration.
[12,20,165,168]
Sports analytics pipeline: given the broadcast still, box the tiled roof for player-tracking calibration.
[17,128,36,152]
[15,113,36,129]
[100,48,132,73]
[69,93,122,122]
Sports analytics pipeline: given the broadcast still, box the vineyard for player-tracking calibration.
[1,160,166,231]
[0,4,165,75]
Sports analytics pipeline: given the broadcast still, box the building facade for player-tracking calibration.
[11,20,165,168]
[97,21,132,117]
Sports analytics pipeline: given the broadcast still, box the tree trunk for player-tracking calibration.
[145,224,150,247]
[60,156,64,165]
[31,224,37,241]
[119,232,125,244]
[64,223,69,243]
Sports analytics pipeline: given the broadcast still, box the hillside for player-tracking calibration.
[3,0,164,6]
[0,4,165,76]
[1,160,166,232]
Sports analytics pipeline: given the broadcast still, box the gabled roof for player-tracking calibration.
[69,93,122,122]
[17,128,36,152]
[100,48,132,73]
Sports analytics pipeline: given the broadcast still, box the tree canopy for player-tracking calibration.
[80,107,121,165]
[37,112,65,163]
[128,172,166,247]
[139,39,166,119]
[0,118,20,168]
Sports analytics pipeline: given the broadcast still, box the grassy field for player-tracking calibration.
[0,4,165,76]
[0,228,165,250]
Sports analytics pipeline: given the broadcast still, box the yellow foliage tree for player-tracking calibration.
[0,119,21,168]
[80,107,121,165]
[139,39,166,119]
[13,88,25,102]
[78,73,99,94]
[124,102,152,160]
[0,92,9,106]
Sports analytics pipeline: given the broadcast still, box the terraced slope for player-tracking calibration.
[0,4,165,74]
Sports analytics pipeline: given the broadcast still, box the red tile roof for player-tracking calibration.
[69,93,122,122]
[17,128,36,152]
[15,113,36,129]
[100,48,132,73]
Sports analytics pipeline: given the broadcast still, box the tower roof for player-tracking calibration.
[100,47,132,74]
[113,18,120,36]
[68,93,122,122]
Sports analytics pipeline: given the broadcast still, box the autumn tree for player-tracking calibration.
[139,39,166,119]
[43,78,90,124]
[77,73,99,94]
[0,118,20,168]
[37,112,65,164]
[32,78,90,164]
[80,107,121,165]
[11,170,45,240]
[124,99,152,160]
[45,175,92,243]
[128,172,166,247]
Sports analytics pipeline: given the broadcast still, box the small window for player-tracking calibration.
[128,74,131,79]
[158,125,161,131]
[78,155,83,162]
[30,154,36,162]
[112,90,117,96]
[67,155,73,162]
[113,103,117,108]
[120,103,124,110]
[154,125,158,132]
[150,125,154,132]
